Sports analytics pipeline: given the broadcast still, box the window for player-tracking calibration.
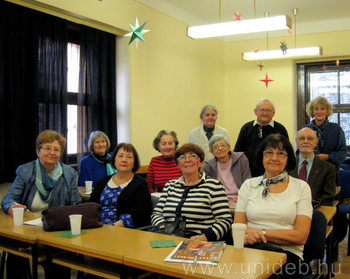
[297,60,350,151]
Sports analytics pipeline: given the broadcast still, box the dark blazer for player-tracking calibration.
[289,156,336,206]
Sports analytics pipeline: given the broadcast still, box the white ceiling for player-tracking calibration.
[138,0,350,42]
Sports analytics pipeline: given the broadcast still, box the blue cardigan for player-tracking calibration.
[1,160,81,214]
[78,154,108,188]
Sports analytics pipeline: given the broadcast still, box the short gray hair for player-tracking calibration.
[200,105,219,119]
[256,98,276,111]
[208,134,230,152]
[87,131,111,152]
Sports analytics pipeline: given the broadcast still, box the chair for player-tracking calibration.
[338,169,350,256]
[299,210,327,279]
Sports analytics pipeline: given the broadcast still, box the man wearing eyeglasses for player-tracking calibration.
[289,127,335,208]
[234,99,289,177]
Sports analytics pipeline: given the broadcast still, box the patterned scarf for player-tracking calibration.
[310,118,329,153]
[91,152,117,175]
[257,170,288,198]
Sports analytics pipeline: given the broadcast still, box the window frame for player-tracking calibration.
[297,59,350,154]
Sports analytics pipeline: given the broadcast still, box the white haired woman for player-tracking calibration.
[78,131,116,188]
[189,105,229,161]
[203,134,251,201]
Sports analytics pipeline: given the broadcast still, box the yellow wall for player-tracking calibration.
[8,0,350,165]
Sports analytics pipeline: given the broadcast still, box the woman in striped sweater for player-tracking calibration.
[151,143,232,241]
[147,130,182,193]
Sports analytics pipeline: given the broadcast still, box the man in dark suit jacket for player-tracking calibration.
[290,127,335,207]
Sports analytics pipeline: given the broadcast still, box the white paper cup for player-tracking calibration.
[85,181,93,193]
[232,223,247,249]
[13,207,24,226]
[69,214,82,235]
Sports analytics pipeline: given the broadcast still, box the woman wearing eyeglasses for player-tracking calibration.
[203,134,251,201]
[234,134,312,279]
[1,130,80,279]
[2,130,81,215]
[151,143,232,241]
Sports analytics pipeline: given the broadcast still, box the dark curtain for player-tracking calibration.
[0,1,117,183]
[0,1,67,182]
[77,25,117,164]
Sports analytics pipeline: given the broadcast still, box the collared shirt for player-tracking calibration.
[298,154,315,181]
[253,119,275,127]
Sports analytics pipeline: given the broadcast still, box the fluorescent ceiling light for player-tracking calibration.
[187,15,292,39]
[242,47,323,61]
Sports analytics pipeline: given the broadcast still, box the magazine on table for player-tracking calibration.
[164,240,226,266]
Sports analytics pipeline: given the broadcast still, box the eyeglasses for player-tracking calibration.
[177,154,199,162]
[297,136,317,142]
[212,143,228,151]
[258,126,262,138]
[263,150,288,159]
[257,109,274,113]
[40,146,61,154]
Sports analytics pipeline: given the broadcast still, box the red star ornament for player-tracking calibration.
[260,73,274,88]
[233,12,242,21]
[322,64,328,71]
[336,59,340,66]
[254,48,260,52]
[288,29,292,36]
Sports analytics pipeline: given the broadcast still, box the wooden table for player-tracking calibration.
[78,186,91,202]
[0,211,44,279]
[38,226,286,279]
[124,241,286,279]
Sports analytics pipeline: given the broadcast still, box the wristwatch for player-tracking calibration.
[262,229,266,235]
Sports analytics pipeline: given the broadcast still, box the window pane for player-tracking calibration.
[67,43,80,93]
[310,72,338,104]
[329,113,338,124]
[67,105,77,154]
[340,71,350,104]
[340,113,350,145]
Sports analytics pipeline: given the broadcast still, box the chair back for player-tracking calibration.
[339,169,350,200]
[303,210,327,264]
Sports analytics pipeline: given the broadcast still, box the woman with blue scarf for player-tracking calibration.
[1,130,81,279]
[78,131,117,188]
[303,96,347,177]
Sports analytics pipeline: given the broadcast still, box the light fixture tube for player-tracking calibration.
[242,47,323,61]
[187,15,292,39]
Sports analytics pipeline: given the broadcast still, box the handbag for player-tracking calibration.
[151,187,190,237]
[42,202,103,231]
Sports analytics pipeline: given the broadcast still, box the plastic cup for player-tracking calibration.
[69,214,82,235]
[232,223,247,249]
[13,207,24,226]
[85,181,93,193]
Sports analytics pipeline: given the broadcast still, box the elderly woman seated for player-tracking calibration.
[234,134,313,279]
[151,143,232,241]
[203,134,251,201]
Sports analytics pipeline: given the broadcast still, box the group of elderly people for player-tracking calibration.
[1,96,346,279]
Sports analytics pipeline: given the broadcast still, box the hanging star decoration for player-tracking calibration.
[288,29,292,36]
[280,40,287,55]
[260,73,274,88]
[257,61,264,71]
[336,59,340,66]
[124,18,150,48]
[254,48,260,52]
[233,12,242,21]
[322,64,328,71]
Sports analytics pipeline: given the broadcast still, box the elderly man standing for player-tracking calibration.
[234,99,289,177]
[290,127,335,207]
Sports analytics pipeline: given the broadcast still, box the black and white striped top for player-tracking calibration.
[151,173,232,241]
